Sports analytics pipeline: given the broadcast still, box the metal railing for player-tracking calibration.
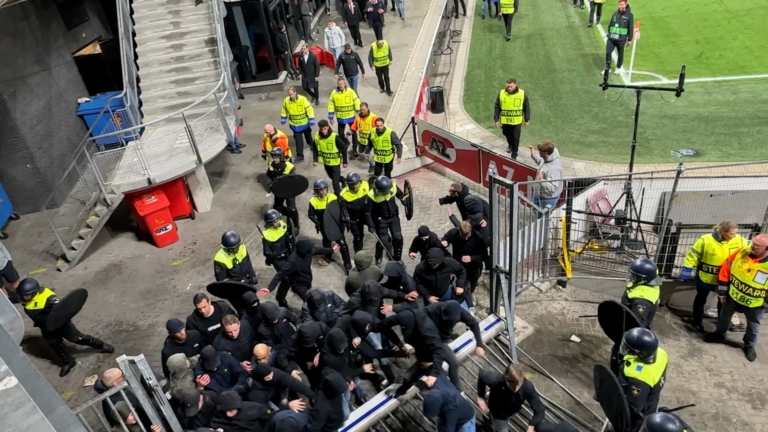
[42,0,237,259]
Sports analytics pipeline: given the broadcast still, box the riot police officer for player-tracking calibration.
[17,278,114,377]
[214,231,258,285]
[367,176,405,265]
[308,179,352,272]
[611,258,661,373]
[619,328,668,431]
[339,172,375,252]
[641,412,692,432]
[262,209,295,276]
[266,147,300,230]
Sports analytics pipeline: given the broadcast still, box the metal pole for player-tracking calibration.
[214,94,235,145]
[182,113,204,165]
[542,208,552,280]
[490,175,500,314]
[653,163,685,263]
[83,150,112,205]
[508,181,520,363]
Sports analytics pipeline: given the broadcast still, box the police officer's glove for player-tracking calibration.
[679,267,693,281]
[368,226,376,234]
[315,223,322,233]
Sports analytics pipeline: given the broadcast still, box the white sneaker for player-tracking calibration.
[614,67,625,75]
[705,308,718,318]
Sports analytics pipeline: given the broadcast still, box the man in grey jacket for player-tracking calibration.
[528,141,563,217]
[324,20,346,63]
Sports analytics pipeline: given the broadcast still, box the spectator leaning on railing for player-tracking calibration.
[529,141,563,216]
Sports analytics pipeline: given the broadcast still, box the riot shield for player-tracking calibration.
[594,364,631,432]
[47,288,89,331]
[207,281,256,311]
[403,179,414,221]
[271,174,309,198]
[598,300,643,344]
[323,200,345,242]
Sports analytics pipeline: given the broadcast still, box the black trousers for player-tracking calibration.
[572,0,584,6]
[337,122,352,145]
[605,39,626,69]
[502,13,514,38]
[372,23,384,41]
[453,0,466,16]
[349,24,362,45]
[324,164,343,196]
[281,53,299,77]
[349,219,367,252]
[276,277,310,307]
[302,84,319,102]
[692,284,723,326]
[501,124,522,159]
[292,128,313,158]
[375,65,392,93]
[464,263,482,306]
[273,196,300,228]
[397,344,462,394]
[375,217,404,261]
[374,159,394,178]
[588,1,603,24]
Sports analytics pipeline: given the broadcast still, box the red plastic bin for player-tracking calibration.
[132,191,179,248]
[157,178,195,221]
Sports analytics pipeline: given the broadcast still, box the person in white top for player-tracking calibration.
[324,20,346,72]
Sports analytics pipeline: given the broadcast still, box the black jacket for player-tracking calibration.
[246,364,315,405]
[335,50,365,77]
[438,184,490,229]
[318,327,365,382]
[422,372,475,431]
[94,379,148,427]
[256,302,298,354]
[341,1,363,26]
[268,240,334,291]
[186,301,237,346]
[301,288,344,326]
[365,0,386,26]
[299,51,321,88]
[306,372,349,432]
[194,351,249,393]
[276,30,291,55]
[161,329,203,378]
[210,396,274,432]
[413,248,468,300]
[607,6,634,43]
[477,374,545,426]
[262,222,294,266]
[213,322,257,362]
[442,227,488,269]
[340,280,408,318]
[493,88,531,124]
[368,184,404,221]
[409,231,449,261]
[311,131,349,165]
[241,294,264,335]
[374,309,449,380]
[184,390,218,429]
[334,311,400,361]
[423,301,484,347]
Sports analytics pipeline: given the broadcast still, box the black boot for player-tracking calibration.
[78,334,114,353]
[392,239,404,262]
[52,343,77,377]
[340,242,353,275]
[375,243,384,266]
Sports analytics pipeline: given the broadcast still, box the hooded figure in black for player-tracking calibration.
[438,183,490,230]
[257,301,298,355]
[423,301,486,355]
[240,291,264,334]
[381,261,421,311]
[374,308,463,394]
[409,225,450,262]
[306,371,350,432]
[317,326,371,404]
[340,280,417,318]
[335,310,404,386]
[300,288,344,327]
[442,221,488,308]
[295,320,330,384]
[246,363,315,406]
[267,239,336,308]
[413,248,469,306]
[210,390,274,432]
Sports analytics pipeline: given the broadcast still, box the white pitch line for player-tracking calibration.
[630,73,768,86]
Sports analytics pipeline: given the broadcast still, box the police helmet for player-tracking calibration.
[346,172,361,191]
[221,231,243,249]
[270,147,285,160]
[314,179,329,191]
[374,176,392,194]
[628,258,661,286]
[265,209,282,223]
[640,413,685,432]
[619,327,659,363]
[16,278,41,298]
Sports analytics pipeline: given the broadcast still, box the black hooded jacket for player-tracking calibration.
[409,231,450,261]
[381,261,421,311]
[438,184,490,227]
[442,227,488,269]
[296,320,330,363]
[210,391,274,432]
[300,288,344,326]
[256,302,298,353]
[423,301,485,348]
[318,327,365,382]
[340,280,408,318]
[334,311,401,361]
[241,292,264,335]
[374,309,448,379]
[268,240,334,291]
[306,371,349,432]
[413,248,468,300]
[246,364,315,405]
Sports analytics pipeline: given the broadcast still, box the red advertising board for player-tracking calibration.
[413,75,430,121]
[417,120,482,183]
[480,150,537,193]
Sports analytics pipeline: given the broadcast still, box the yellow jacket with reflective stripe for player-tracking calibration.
[314,132,342,166]
[214,244,249,269]
[368,184,398,203]
[281,95,315,130]
[263,221,288,243]
[310,194,338,210]
[341,181,370,203]
[623,348,668,388]
[328,87,360,123]
[683,232,749,285]
[723,247,768,308]
[625,284,660,305]
[23,288,57,327]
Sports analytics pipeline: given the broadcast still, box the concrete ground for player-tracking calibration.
[3,3,765,432]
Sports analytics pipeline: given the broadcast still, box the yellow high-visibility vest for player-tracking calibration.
[281,95,314,127]
[314,132,342,166]
[214,244,249,269]
[683,233,749,285]
[328,88,360,122]
[622,348,668,388]
[727,248,768,308]
[371,128,395,163]
[23,288,56,311]
[263,221,288,242]
[355,113,378,145]
[341,181,370,202]
[499,89,525,125]
[625,284,661,305]
[368,183,397,203]
[310,194,338,210]
[499,0,515,14]
[371,41,391,67]
[268,161,295,174]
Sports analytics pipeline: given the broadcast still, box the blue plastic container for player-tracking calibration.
[0,182,13,230]
[77,91,136,148]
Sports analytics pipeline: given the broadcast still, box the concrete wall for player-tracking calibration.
[0,0,113,214]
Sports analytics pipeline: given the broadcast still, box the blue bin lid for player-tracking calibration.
[76,91,126,116]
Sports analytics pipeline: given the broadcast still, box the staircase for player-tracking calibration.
[46,0,237,271]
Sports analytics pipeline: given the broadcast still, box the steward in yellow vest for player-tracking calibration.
[368,40,393,95]
[266,147,300,230]
[682,220,749,331]
[17,278,114,376]
[262,209,295,267]
[339,172,375,252]
[369,117,403,179]
[367,176,405,264]
[351,103,378,166]
[618,328,668,430]
[493,79,530,159]
[280,87,316,162]
[328,77,361,129]
[313,119,349,196]
[308,179,352,271]
[498,0,517,40]
[214,231,258,284]
[588,0,606,27]
[705,234,768,362]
